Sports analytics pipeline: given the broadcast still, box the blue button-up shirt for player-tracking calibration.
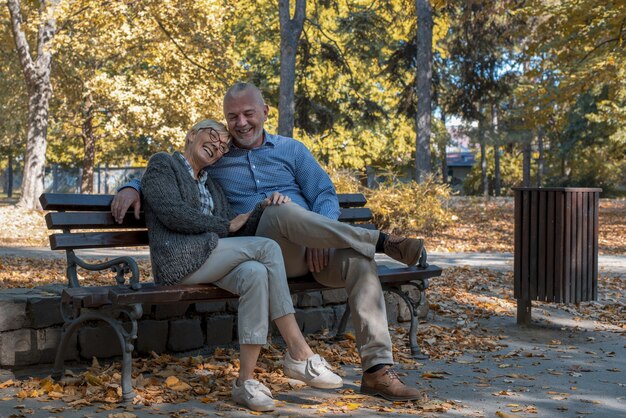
[125,131,341,219]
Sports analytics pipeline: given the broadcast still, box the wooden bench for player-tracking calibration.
[40,192,443,401]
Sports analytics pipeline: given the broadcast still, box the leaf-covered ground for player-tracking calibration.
[0,197,623,415]
[0,264,624,415]
[424,197,626,255]
[1,197,623,255]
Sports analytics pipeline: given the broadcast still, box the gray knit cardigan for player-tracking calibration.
[141,152,264,285]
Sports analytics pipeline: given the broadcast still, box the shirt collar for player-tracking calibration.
[176,152,208,181]
[230,130,276,152]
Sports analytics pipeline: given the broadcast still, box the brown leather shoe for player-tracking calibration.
[383,235,424,267]
[360,365,426,401]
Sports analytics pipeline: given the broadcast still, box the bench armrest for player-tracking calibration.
[66,250,141,290]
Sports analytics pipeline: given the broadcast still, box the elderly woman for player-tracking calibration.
[141,119,341,412]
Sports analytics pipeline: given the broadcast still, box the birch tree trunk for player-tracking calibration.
[7,0,59,209]
[278,0,306,138]
[415,0,433,182]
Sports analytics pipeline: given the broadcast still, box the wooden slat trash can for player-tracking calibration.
[513,187,602,325]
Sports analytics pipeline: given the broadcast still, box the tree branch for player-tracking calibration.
[6,0,36,86]
[578,17,626,64]
[152,13,227,84]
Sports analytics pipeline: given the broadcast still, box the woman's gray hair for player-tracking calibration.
[184,119,230,150]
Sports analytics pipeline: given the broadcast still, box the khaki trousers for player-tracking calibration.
[182,236,295,344]
[255,203,394,370]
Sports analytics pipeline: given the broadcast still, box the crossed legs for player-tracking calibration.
[255,203,394,369]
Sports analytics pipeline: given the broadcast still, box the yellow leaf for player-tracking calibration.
[496,412,519,418]
[165,376,180,387]
[84,372,104,386]
[0,379,14,388]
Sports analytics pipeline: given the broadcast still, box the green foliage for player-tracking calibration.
[463,148,523,196]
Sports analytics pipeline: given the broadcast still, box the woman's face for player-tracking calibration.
[190,129,230,167]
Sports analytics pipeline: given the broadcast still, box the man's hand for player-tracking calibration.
[111,188,141,224]
[229,212,252,233]
[306,247,330,273]
[261,191,291,208]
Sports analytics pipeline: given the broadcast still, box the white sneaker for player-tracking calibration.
[231,379,275,412]
[283,352,343,389]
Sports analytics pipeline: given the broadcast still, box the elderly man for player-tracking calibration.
[112,82,426,401]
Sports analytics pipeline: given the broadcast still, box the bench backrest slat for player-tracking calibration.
[50,231,149,250]
[40,193,114,211]
[45,212,146,229]
[40,192,367,211]
[338,207,372,223]
[41,192,372,251]
[45,208,370,229]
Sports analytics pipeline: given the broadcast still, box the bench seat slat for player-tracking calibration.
[81,265,443,306]
[50,231,149,250]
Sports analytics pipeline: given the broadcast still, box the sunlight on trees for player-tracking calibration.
[1,0,624,201]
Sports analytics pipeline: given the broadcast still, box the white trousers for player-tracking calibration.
[182,236,295,344]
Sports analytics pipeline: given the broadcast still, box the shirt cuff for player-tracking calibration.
[117,178,141,193]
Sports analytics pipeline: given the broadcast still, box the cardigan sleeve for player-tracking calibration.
[141,153,230,236]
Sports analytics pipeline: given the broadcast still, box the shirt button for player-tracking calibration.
[252,165,256,169]
[256,180,260,183]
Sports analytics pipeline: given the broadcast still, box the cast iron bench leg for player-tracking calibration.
[54,304,142,402]
[384,286,428,359]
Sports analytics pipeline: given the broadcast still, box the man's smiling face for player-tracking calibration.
[223,88,269,149]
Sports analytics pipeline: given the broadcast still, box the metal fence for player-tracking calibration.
[1,165,146,195]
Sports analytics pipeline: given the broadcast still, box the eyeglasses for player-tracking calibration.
[200,127,231,155]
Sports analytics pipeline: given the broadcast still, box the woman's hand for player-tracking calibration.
[229,212,252,233]
[261,192,291,208]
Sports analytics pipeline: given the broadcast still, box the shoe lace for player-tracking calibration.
[243,380,273,398]
[383,367,401,382]
[385,236,405,251]
[309,354,332,375]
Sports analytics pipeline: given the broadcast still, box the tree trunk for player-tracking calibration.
[6,154,13,198]
[522,135,532,187]
[441,113,448,183]
[278,0,306,138]
[494,143,501,196]
[415,0,433,183]
[536,128,544,187]
[7,0,59,209]
[492,104,501,196]
[81,93,96,193]
[478,115,488,197]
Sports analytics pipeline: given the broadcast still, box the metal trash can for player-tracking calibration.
[513,187,602,324]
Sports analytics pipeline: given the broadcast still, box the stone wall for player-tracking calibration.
[0,284,423,367]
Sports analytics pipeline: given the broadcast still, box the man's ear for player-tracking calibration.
[263,104,269,121]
